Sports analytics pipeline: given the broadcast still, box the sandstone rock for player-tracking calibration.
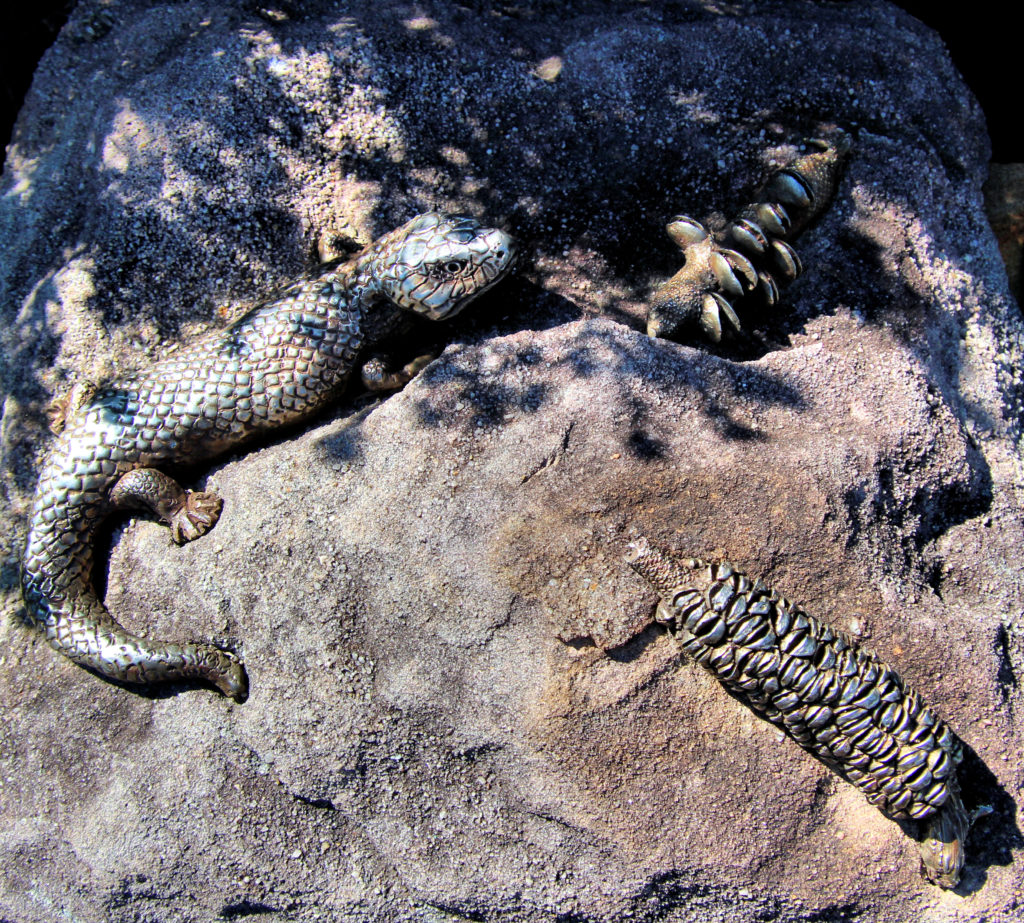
[1,2,1022,921]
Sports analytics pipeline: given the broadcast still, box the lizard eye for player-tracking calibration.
[428,259,469,280]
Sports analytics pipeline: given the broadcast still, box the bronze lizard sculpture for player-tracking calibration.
[21,212,516,701]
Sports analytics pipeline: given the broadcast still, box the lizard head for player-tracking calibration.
[372,212,517,320]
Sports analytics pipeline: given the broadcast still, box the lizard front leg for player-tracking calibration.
[360,352,437,391]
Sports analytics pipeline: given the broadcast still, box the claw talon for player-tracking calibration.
[757,271,780,306]
[747,202,791,237]
[770,239,803,281]
[722,249,758,290]
[700,294,724,342]
[717,296,742,333]
[709,251,747,298]
[727,218,769,257]
[648,133,847,342]
[667,215,709,249]
[766,168,814,210]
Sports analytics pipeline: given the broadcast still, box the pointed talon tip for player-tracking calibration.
[722,248,758,288]
[719,298,742,332]
[771,239,803,281]
[709,251,747,298]
[700,299,723,343]
[666,216,709,248]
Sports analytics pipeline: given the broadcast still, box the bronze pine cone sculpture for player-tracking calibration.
[626,537,974,888]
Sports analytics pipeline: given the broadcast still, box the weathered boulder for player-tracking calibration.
[1,1,1022,921]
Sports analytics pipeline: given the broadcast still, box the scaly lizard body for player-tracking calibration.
[21,212,516,700]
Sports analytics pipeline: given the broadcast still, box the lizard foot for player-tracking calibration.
[46,380,99,434]
[361,352,437,391]
[111,468,223,544]
[170,490,223,544]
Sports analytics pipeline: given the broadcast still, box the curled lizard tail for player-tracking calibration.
[22,572,248,700]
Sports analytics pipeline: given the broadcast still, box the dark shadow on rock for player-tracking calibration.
[417,898,486,922]
[627,429,667,460]
[410,287,570,428]
[628,867,864,922]
[3,0,995,424]
[840,447,993,576]
[825,160,1017,497]
[993,622,1021,701]
[451,277,584,341]
[952,741,1023,893]
[220,899,282,919]
[314,398,381,465]
[88,664,248,703]
[914,452,993,550]
[409,313,809,451]
[602,621,666,665]
[1,269,65,493]
[583,321,807,446]
[317,422,367,464]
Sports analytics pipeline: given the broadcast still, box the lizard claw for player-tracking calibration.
[170,490,223,544]
[361,352,438,391]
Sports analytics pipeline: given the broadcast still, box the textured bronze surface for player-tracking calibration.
[625,538,973,888]
[648,133,849,342]
[21,213,516,700]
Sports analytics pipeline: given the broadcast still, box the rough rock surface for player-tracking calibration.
[2,1,1023,921]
